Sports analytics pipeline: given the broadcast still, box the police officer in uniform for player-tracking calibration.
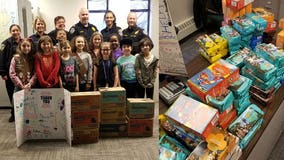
[122,12,151,55]
[69,8,98,42]
[0,24,21,122]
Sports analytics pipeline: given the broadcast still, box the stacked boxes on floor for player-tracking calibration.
[99,87,127,137]
[126,98,155,137]
[228,104,264,149]
[71,92,101,144]
[241,52,278,106]
[195,34,228,63]
[220,25,241,54]
[229,75,252,115]
[226,47,253,68]
[276,18,284,49]
[253,8,276,44]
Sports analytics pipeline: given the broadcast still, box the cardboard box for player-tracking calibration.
[99,120,128,137]
[127,117,154,137]
[72,109,100,128]
[165,95,218,139]
[276,30,284,49]
[99,87,126,104]
[100,106,126,123]
[126,98,155,119]
[226,0,254,10]
[187,59,240,101]
[72,128,99,144]
[71,92,101,111]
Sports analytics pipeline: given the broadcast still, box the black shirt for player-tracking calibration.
[69,22,98,41]
[0,37,19,76]
[101,23,122,42]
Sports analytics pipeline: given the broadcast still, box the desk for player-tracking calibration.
[159,54,284,160]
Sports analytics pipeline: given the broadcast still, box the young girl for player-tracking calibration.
[89,32,103,66]
[55,29,67,52]
[93,42,119,90]
[116,38,137,98]
[9,38,36,122]
[35,36,60,88]
[71,35,93,91]
[109,33,123,61]
[58,40,79,92]
[135,38,159,99]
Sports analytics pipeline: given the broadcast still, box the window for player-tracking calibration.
[87,0,150,34]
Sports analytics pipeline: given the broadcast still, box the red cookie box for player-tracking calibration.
[218,109,237,129]
[187,59,240,101]
[226,0,254,10]
[127,117,153,137]
[165,95,219,139]
[72,109,100,128]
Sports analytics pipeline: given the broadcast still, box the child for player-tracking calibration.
[9,38,37,122]
[109,33,123,61]
[58,40,79,92]
[89,32,103,66]
[55,29,67,52]
[35,36,60,88]
[135,38,158,99]
[70,35,93,91]
[116,38,137,98]
[93,42,119,90]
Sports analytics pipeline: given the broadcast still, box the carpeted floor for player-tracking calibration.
[0,105,159,160]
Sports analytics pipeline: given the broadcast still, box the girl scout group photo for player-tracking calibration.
[0,8,159,123]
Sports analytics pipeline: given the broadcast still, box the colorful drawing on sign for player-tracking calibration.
[14,89,71,147]
[159,0,188,76]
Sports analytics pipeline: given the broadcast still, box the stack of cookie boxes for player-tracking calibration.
[99,87,128,137]
[126,98,155,137]
[70,92,101,144]
[276,18,284,49]
[195,34,228,63]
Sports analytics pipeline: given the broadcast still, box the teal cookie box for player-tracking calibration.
[244,54,276,82]
[228,104,264,149]
[229,75,252,98]
[205,89,234,113]
[241,66,277,91]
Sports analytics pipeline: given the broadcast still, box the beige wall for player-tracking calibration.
[167,0,194,26]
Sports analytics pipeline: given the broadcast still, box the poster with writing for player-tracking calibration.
[14,88,71,147]
[159,0,188,76]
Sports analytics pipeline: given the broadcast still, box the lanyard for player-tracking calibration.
[102,60,110,82]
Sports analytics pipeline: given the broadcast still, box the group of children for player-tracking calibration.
[9,31,158,98]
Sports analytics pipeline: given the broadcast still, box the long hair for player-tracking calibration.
[15,38,34,70]
[89,32,103,50]
[70,35,90,53]
[37,36,54,54]
[104,10,117,24]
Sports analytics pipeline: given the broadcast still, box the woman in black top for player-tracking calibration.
[101,10,122,42]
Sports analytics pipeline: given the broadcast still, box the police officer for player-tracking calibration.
[0,24,21,122]
[122,12,151,55]
[69,8,98,42]
[48,16,71,44]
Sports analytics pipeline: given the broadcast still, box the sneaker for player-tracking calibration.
[8,115,14,122]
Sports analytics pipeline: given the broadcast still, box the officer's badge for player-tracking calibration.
[92,27,97,32]
[0,44,5,52]
[69,27,75,34]
[134,30,140,35]
[118,29,122,37]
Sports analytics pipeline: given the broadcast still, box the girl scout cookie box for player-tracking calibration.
[187,59,239,102]
[165,94,218,139]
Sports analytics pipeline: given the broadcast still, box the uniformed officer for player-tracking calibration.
[69,8,98,42]
[101,10,122,42]
[0,24,21,122]
[122,12,151,55]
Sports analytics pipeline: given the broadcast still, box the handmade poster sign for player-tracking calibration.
[13,89,72,147]
[159,0,188,76]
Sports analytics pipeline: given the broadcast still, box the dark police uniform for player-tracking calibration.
[0,37,19,118]
[101,23,122,42]
[122,26,149,55]
[69,22,98,41]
